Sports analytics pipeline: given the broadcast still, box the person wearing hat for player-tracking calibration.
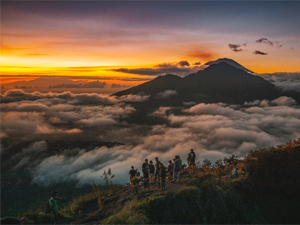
[49,191,60,224]
[188,149,196,174]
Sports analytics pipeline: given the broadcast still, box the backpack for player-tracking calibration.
[45,199,54,213]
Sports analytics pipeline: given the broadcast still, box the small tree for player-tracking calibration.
[101,168,115,190]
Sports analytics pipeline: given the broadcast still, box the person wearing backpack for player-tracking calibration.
[49,191,60,224]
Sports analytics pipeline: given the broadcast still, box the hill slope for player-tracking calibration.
[10,139,300,224]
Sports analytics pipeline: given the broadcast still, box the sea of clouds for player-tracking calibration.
[1,89,300,185]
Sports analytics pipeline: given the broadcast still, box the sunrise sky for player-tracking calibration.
[1,1,300,89]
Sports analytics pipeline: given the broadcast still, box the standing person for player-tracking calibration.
[129,166,138,194]
[188,149,196,174]
[167,160,174,180]
[154,157,161,182]
[173,156,181,183]
[142,159,149,177]
[159,163,166,190]
[49,191,60,224]
[149,160,155,183]
[177,155,182,173]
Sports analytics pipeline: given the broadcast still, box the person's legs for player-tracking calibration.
[154,171,158,181]
[51,213,59,225]
[173,171,177,182]
[151,173,155,183]
[162,177,166,190]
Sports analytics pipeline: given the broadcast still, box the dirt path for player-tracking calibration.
[74,170,198,224]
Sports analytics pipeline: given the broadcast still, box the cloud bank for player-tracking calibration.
[107,61,202,77]
[1,90,300,186]
[257,72,300,92]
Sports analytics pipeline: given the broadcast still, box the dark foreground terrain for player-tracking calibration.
[2,139,300,224]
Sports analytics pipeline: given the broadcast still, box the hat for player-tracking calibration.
[51,190,58,195]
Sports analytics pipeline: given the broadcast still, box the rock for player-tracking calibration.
[1,217,20,224]
[19,217,30,224]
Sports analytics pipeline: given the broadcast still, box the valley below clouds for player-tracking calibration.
[1,89,300,185]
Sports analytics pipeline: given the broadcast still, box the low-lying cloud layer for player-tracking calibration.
[258,72,300,93]
[1,90,300,186]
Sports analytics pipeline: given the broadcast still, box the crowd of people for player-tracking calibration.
[128,149,197,194]
[46,148,239,223]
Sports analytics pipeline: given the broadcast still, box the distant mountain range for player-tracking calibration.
[114,60,284,104]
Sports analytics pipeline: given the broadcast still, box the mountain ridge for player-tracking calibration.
[114,62,280,104]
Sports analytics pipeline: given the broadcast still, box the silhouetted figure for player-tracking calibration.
[167,160,174,180]
[173,156,181,183]
[159,163,166,190]
[149,160,155,183]
[142,159,149,177]
[177,155,182,172]
[49,191,60,224]
[154,157,161,182]
[188,149,196,174]
[129,166,139,194]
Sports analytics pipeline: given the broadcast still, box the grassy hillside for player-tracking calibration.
[12,139,300,224]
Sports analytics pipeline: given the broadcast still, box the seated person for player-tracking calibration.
[229,165,238,178]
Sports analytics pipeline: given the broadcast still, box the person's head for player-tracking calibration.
[145,159,148,163]
[178,155,180,159]
[155,157,158,161]
[131,166,134,169]
[51,190,58,197]
[173,158,175,162]
[191,149,194,152]
[150,160,153,164]
[159,163,163,168]
[168,160,172,164]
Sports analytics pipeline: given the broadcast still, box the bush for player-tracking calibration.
[18,210,52,224]
[59,192,98,218]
